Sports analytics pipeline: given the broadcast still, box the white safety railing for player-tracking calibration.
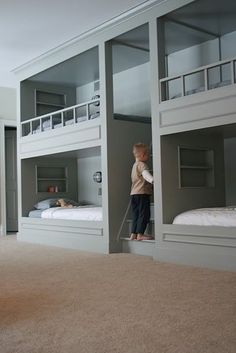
[160,57,236,102]
[21,98,100,137]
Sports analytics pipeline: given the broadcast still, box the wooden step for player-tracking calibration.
[121,237,155,257]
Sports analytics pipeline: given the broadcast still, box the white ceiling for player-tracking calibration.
[0,0,156,88]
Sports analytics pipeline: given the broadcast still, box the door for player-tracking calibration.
[5,129,18,232]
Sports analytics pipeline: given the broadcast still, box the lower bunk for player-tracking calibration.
[18,217,107,254]
[156,223,236,271]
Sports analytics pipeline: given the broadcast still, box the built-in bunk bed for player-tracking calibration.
[157,0,236,135]
[158,123,236,271]
[154,0,236,270]
[18,47,107,253]
[18,31,154,255]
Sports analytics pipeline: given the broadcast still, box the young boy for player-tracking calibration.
[130,143,154,241]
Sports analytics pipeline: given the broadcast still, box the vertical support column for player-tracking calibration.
[0,120,6,236]
[156,18,166,102]
[16,81,22,237]
[149,17,164,257]
[218,37,223,83]
[99,40,114,253]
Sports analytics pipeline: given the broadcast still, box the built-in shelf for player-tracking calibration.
[36,166,68,193]
[36,101,66,108]
[35,90,66,116]
[180,165,212,170]
[178,146,215,188]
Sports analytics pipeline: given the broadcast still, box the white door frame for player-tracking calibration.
[0,119,17,236]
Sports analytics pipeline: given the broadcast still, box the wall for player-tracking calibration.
[76,62,151,118]
[77,155,102,206]
[113,62,151,117]
[224,137,236,205]
[0,87,16,121]
[161,130,226,223]
[76,81,97,103]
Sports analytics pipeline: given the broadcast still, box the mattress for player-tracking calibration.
[40,206,103,221]
[173,207,236,227]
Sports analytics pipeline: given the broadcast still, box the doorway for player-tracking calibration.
[5,126,18,233]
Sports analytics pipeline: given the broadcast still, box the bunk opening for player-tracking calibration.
[111,23,151,123]
[159,0,236,102]
[21,146,103,223]
[20,46,100,137]
[108,24,155,252]
[161,123,236,227]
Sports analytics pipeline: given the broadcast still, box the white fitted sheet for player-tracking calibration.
[173,207,236,227]
[41,206,103,221]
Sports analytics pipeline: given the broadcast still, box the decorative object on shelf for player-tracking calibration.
[93,171,102,183]
[36,165,67,193]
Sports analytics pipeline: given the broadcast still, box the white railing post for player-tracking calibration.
[231,60,235,84]
[86,103,90,120]
[181,75,185,97]
[204,68,208,91]
[30,121,33,135]
[73,108,76,124]
[40,118,42,132]
[50,115,53,129]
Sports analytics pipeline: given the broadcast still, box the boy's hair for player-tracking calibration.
[133,143,149,155]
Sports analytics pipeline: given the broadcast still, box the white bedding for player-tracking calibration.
[41,206,103,221]
[173,207,236,227]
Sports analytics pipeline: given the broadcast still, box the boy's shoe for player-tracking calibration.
[129,233,137,240]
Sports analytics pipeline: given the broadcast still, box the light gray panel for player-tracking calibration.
[224,137,236,205]
[77,155,102,206]
[18,217,107,254]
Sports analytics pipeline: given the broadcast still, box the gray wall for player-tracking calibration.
[224,137,236,205]
[77,155,102,206]
[20,80,76,122]
[0,87,16,121]
[21,157,78,216]
[76,62,151,118]
[161,130,226,223]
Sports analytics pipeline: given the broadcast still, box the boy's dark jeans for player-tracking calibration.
[130,194,150,234]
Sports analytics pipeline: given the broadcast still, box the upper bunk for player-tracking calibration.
[19,46,102,159]
[157,0,236,133]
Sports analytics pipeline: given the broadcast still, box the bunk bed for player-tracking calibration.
[18,95,105,252]
[19,98,101,159]
[19,197,104,252]
[29,205,103,221]
[158,2,236,134]
[173,207,236,227]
